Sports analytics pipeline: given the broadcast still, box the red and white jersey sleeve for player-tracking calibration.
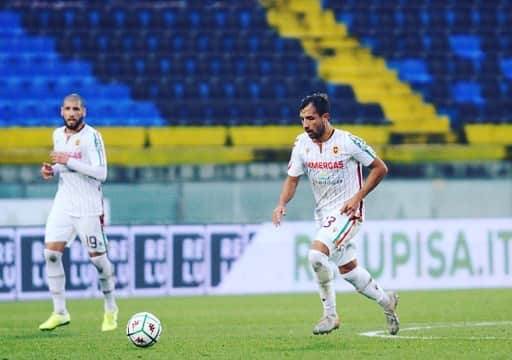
[287,129,377,221]
[51,125,107,217]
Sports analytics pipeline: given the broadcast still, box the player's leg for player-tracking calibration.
[309,211,358,334]
[39,210,74,330]
[310,212,365,334]
[77,215,118,331]
[91,251,118,331]
[309,241,339,335]
[336,245,399,335]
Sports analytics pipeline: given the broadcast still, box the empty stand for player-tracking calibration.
[322,0,512,127]
[1,0,509,131]
[0,1,388,127]
[0,10,165,127]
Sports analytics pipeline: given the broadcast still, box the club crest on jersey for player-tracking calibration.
[333,146,339,154]
[75,139,80,146]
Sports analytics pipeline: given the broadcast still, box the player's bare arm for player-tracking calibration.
[41,162,54,179]
[273,175,300,226]
[340,157,388,218]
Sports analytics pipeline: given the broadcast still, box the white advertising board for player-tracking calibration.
[2,218,511,300]
[217,218,512,294]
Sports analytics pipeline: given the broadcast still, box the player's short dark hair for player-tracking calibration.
[299,93,330,116]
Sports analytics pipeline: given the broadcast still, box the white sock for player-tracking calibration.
[341,266,391,309]
[90,254,118,313]
[44,249,67,315]
[308,249,336,316]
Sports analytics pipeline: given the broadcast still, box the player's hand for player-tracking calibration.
[272,205,286,226]
[41,162,54,179]
[50,151,70,165]
[340,194,363,219]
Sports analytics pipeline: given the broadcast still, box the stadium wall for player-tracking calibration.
[1,179,511,225]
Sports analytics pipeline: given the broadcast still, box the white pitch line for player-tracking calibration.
[359,321,512,340]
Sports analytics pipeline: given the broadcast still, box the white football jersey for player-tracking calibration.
[50,124,107,217]
[287,129,377,222]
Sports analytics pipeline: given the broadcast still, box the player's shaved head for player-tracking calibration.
[61,93,86,131]
[63,93,85,107]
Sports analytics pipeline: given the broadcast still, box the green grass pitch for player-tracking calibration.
[1,289,511,359]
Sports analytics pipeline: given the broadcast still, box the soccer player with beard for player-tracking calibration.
[39,94,118,332]
[272,93,399,336]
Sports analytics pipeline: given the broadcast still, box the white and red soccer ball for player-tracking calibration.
[126,312,162,348]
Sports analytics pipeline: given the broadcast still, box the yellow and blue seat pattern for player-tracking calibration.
[0,0,511,164]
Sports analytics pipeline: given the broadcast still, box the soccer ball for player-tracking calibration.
[126,312,162,348]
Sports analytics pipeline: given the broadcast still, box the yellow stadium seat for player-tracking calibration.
[229,125,389,147]
[229,126,303,147]
[465,124,512,145]
[0,127,54,149]
[148,127,228,147]
[339,126,390,145]
[97,127,146,148]
[0,127,147,150]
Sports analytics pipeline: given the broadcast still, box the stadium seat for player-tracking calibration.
[0,11,21,29]
[0,4,401,127]
[389,59,432,84]
[452,82,484,104]
[449,35,484,60]
[500,58,512,80]
[149,126,227,146]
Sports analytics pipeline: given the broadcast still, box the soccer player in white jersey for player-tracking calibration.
[39,94,118,332]
[272,93,399,335]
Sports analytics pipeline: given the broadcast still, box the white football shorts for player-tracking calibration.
[314,209,362,266]
[45,206,108,253]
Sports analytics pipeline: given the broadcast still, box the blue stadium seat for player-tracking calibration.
[109,8,127,29]
[0,11,21,29]
[326,84,356,100]
[452,82,484,104]
[3,4,388,127]
[322,2,512,126]
[221,80,236,99]
[483,100,507,123]
[86,8,101,27]
[157,8,176,29]
[478,8,498,28]
[359,103,387,125]
[0,101,15,125]
[125,101,164,126]
[277,101,295,125]
[389,59,432,84]
[449,35,484,60]
[500,58,512,80]
[456,103,482,124]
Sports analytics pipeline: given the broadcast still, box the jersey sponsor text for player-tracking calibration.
[307,161,344,169]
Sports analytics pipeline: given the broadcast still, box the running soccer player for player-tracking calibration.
[272,93,399,335]
[39,94,118,332]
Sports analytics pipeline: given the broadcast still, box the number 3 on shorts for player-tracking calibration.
[322,216,336,228]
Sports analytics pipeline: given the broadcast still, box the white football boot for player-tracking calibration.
[312,314,340,335]
[384,291,400,335]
